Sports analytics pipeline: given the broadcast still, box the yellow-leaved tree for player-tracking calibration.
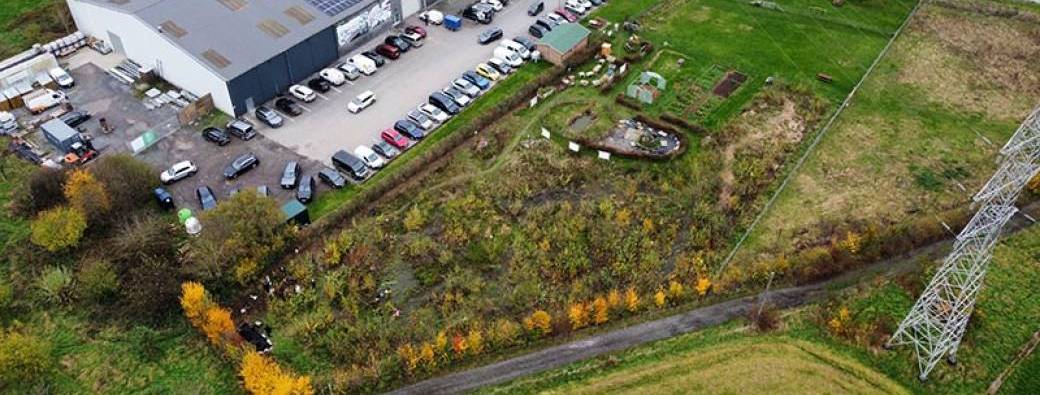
[624,287,640,313]
[592,296,609,325]
[201,307,236,346]
[523,310,552,336]
[241,351,313,395]
[30,206,87,252]
[654,290,667,308]
[63,169,111,224]
[180,281,209,326]
[568,302,588,330]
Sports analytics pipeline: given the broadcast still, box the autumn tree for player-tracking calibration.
[607,289,621,310]
[568,302,588,330]
[654,290,667,308]
[592,296,609,325]
[240,351,314,395]
[188,191,294,290]
[624,287,641,313]
[63,169,111,225]
[419,342,436,369]
[397,343,419,374]
[523,310,552,336]
[180,281,209,326]
[451,334,468,357]
[466,328,485,355]
[695,277,712,296]
[201,306,237,346]
[668,280,684,301]
[30,206,86,252]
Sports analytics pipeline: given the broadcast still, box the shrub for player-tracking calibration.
[624,287,641,312]
[487,318,522,349]
[466,328,485,356]
[451,334,468,357]
[35,266,73,305]
[90,154,154,216]
[607,289,621,310]
[568,302,589,330]
[240,351,314,395]
[748,303,781,332]
[403,205,426,232]
[180,281,209,326]
[76,259,119,303]
[654,290,667,308]
[30,206,86,252]
[523,310,552,336]
[14,167,66,216]
[0,331,55,387]
[201,307,237,346]
[397,343,419,374]
[668,280,684,301]
[419,342,436,369]
[695,277,712,296]
[121,255,182,325]
[63,169,111,225]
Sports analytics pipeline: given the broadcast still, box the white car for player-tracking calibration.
[452,78,481,97]
[547,13,567,25]
[481,0,504,11]
[355,145,386,169]
[407,110,436,130]
[418,103,449,123]
[564,0,586,14]
[420,10,444,24]
[160,160,198,184]
[319,68,346,86]
[500,39,531,59]
[289,85,316,102]
[347,90,376,113]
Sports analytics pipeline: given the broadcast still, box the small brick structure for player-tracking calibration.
[535,24,591,66]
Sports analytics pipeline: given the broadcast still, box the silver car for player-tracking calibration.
[452,78,481,97]
[407,110,435,130]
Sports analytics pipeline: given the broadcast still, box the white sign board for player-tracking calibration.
[598,150,611,160]
[529,96,539,108]
[541,128,551,139]
[568,141,580,152]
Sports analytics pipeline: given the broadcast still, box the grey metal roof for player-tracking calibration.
[75,0,376,80]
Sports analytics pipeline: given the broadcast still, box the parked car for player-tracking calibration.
[296,175,316,203]
[405,25,428,38]
[255,106,284,128]
[381,128,410,149]
[481,0,504,11]
[224,152,259,179]
[48,67,75,89]
[463,4,494,24]
[528,0,545,15]
[362,50,388,67]
[546,13,568,26]
[462,70,491,90]
[331,150,371,180]
[226,119,257,140]
[555,8,578,22]
[336,62,362,80]
[275,97,303,116]
[349,54,378,75]
[535,16,559,31]
[564,0,586,15]
[59,110,91,128]
[501,39,531,59]
[375,44,401,60]
[478,27,503,45]
[394,120,425,140]
[513,36,536,51]
[347,90,376,113]
[318,167,347,188]
[418,103,450,122]
[487,57,513,75]
[442,86,472,107]
[160,160,198,184]
[475,63,502,81]
[529,24,549,38]
[203,127,231,146]
[319,68,347,86]
[373,141,400,160]
[452,78,481,97]
[289,84,316,102]
[307,78,331,93]
[385,35,411,52]
[419,10,444,25]
[494,46,523,67]
[355,145,386,169]
[281,161,301,189]
[574,0,594,9]
[402,31,424,48]
[407,110,435,130]
[154,187,174,210]
[196,186,217,210]
[429,92,462,115]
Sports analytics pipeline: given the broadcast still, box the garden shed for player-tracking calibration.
[535,23,591,66]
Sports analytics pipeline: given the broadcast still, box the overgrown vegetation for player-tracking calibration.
[0,0,72,58]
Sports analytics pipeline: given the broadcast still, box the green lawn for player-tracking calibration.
[0,0,68,58]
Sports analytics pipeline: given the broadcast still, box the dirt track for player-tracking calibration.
[388,203,1039,395]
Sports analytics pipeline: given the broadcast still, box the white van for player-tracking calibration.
[349,54,377,76]
[25,89,66,114]
[493,47,523,68]
[48,67,74,89]
[500,40,530,60]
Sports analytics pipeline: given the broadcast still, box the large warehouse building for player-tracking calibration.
[67,0,432,116]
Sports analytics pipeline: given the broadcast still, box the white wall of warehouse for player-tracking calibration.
[66,0,235,115]
[400,0,423,21]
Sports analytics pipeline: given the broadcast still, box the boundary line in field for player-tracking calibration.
[714,0,926,277]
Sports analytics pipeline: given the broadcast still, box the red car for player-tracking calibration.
[405,25,427,39]
[554,8,578,22]
[375,44,401,60]
[381,128,410,149]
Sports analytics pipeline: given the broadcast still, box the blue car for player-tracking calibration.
[462,70,491,90]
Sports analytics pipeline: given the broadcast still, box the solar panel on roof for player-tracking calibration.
[304,0,363,16]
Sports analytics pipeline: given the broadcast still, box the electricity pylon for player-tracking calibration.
[887,106,1040,381]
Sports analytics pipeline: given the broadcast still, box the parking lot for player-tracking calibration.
[247,0,553,165]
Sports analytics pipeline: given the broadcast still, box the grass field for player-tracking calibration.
[731,0,1040,274]
[0,0,69,58]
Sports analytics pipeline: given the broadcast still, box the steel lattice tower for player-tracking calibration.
[887,106,1040,381]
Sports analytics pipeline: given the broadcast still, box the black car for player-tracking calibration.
[534,16,557,31]
[394,119,424,140]
[224,152,259,179]
[203,127,231,146]
[153,187,174,210]
[275,97,303,116]
[385,35,411,52]
[478,27,503,45]
[60,111,91,128]
[307,78,331,93]
[362,50,387,67]
[296,175,316,203]
[429,92,461,115]
[529,24,549,38]
[281,161,300,189]
[226,119,256,140]
[331,150,371,180]
[318,167,347,188]
[255,106,284,128]
[196,186,217,210]
[528,1,545,15]
[464,4,494,24]
[513,36,536,51]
